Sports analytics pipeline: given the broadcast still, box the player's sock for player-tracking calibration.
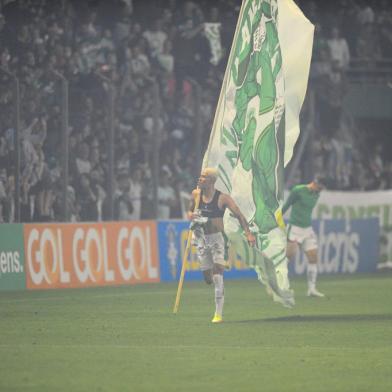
[213,274,224,317]
[276,259,290,291]
[307,263,318,291]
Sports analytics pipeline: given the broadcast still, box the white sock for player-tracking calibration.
[275,259,290,291]
[212,274,224,317]
[307,263,318,290]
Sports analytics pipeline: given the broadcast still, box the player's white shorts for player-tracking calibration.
[287,224,318,252]
[194,232,226,271]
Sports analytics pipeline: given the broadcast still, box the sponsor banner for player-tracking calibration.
[315,190,392,263]
[289,218,379,275]
[158,220,256,282]
[159,218,378,281]
[24,221,159,290]
[0,224,26,291]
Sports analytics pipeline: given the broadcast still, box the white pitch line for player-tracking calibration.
[0,344,389,351]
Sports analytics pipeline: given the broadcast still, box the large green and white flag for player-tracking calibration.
[202,0,314,307]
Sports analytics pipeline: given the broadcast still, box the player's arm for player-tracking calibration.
[219,194,256,247]
[187,189,201,220]
[282,189,298,214]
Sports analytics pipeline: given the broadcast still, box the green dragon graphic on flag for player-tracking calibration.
[202,0,314,307]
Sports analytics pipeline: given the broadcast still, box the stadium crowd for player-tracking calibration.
[0,0,391,223]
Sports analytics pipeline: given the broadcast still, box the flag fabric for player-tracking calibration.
[202,0,314,307]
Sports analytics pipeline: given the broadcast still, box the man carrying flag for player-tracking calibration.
[188,167,256,323]
[201,0,314,308]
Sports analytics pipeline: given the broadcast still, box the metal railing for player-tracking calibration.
[347,58,392,84]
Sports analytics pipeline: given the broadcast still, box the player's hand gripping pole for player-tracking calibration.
[173,189,201,314]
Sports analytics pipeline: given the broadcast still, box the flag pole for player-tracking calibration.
[172,189,201,314]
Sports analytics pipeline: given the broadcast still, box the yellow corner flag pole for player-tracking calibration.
[173,189,201,314]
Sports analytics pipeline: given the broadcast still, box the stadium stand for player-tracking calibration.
[0,0,391,222]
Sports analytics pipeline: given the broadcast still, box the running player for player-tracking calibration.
[282,177,327,297]
[188,167,256,323]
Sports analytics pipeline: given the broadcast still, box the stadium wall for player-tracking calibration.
[0,217,379,291]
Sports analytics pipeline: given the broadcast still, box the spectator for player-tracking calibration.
[356,0,375,26]
[0,168,8,222]
[172,1,206,95]
[114,172,134,221]
[317,59,348,135]
[143,18,168,59]
[77,174,98,222]
[327,26,350,70]
[129,166,143,221]
[156,38,174,77]
[383,162,392,189]
[74,142,91,176]
[130,43,151,81]
[30,144,54,222]
[157,168,176,219]
[356,23,382,63]
[377,0,392,59]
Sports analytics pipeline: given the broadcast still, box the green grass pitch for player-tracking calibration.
[1,273,391,392]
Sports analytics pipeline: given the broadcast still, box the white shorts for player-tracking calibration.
[287,224,318,252]
[194,232,226,271]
